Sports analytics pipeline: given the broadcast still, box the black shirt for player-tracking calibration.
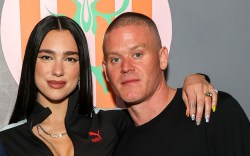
[0,90,132,156]
[114,88,250,156]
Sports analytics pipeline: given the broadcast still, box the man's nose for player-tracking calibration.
[121,58,135,73]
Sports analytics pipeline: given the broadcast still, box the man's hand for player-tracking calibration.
[182,74,218,125]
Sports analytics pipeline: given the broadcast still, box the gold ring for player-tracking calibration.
[205,92,213,97]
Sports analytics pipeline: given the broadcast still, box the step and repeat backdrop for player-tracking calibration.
[0,0,249,128]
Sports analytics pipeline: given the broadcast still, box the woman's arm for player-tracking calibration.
[182,73,218,125]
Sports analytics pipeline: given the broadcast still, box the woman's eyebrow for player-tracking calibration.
[38,49,54,54]
[64,51,79,56]
[38,49,78,56]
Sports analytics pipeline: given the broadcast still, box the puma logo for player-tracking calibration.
[89,130,102,143]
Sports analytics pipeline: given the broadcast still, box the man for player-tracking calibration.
[102,12,250,155]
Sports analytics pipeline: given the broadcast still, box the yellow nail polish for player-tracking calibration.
[212,105,216,112]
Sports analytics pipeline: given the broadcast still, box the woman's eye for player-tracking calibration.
[111,57,121,64]
[38,55,52,61]
[65,57,78,62]
[133,52,143,58]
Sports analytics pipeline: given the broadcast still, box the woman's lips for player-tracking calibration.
[47,80,66,89]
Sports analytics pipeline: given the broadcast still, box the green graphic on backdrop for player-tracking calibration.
[73,0,129,94]
[91,65,108,93]
[46,0,130,94]
[73,0,129,34]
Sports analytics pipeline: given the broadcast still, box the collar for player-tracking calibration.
[27,89,79,128]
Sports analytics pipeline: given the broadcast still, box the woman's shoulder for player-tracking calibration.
[94,108,133,135]
[0,141,7,156]
[94,108,130,119]
[0,119,27,132]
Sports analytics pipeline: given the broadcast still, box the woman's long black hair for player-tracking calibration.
[9,15,93,123]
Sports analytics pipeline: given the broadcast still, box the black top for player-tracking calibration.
[114,88,250,156]
[0,90,132,156]
[0,141,7,156]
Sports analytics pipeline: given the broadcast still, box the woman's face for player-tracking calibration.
[35,30,80,105]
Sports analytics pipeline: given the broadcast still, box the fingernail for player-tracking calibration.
[186,110,189,117]
[191,114,195,121]
[205,115,210,123]
[212,105,216,112]
[196,119,201,126]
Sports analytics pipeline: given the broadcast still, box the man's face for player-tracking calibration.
[103,24,168,105]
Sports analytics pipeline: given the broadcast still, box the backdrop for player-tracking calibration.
[0,0,249,129]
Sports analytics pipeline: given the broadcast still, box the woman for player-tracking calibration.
[0,15,215,156]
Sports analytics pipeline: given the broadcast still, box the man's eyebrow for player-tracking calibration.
[130,44,145,51]
[104,44,145,59]
[106,51,119,56]
[106,44,145,55]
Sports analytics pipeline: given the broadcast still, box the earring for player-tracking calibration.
[78,81,80,90]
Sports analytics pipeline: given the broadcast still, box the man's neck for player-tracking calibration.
[127,84,176,126]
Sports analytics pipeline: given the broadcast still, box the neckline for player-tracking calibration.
[129,88,182,132]
[27,89,80,128]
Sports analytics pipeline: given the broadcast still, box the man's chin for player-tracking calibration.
[122,97,143,107]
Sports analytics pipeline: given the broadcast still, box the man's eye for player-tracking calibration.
[38,55,52,61]
[111,57,121,64]
[133,53,143,58]
[65,57,78,62]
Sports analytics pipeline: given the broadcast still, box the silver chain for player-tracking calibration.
[36,125,61,156]
[37,124,67,138]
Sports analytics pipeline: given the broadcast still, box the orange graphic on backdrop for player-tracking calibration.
[2,0,172,108]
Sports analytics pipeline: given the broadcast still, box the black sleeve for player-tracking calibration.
[206,91,250,156]
[0,140,7,156]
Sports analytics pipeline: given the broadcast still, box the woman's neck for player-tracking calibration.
[37,96,68,125]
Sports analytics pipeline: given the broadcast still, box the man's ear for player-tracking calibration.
[102,60,109,82]
[159,46,169,70]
